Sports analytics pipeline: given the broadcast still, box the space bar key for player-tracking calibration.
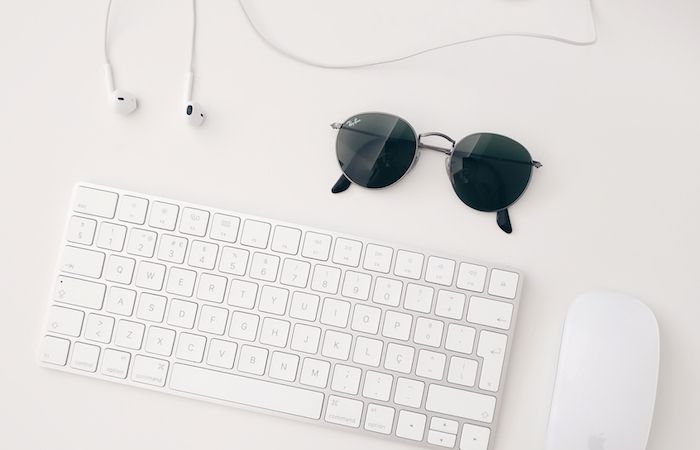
[169,363,325,420]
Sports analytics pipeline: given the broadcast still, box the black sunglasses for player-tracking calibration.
[330,112,542,233]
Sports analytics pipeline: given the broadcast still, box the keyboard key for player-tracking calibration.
[427,429,457,448]
[466,296,513,330]
[269,352,300,382]
[271,226,301,254]
[289,292,320,322]
[362,371,393,402]
[206,339,237,369]
[101,348,130,379]
[425,256,456,286]
[118,195,148,224]
[341,271,372,300]
[179,207,210,236]
[84,313,114,344]
[302,231,332,261]
[157,234,188,263]
[176,333,206,362]
[197,305,228,335]
[460,423,491,450]
[425,385,496,423]
[114,320,145,350]
[104,255,136,285]
[435,290,466,320]
[73,186,118,218]
[364,403,395,435]
[488,269,519,299]
[96,222,127,251]
[127,229,157,258]
[66,216,97,245]
[332,237,362,267]
[144,326,176,356]
[210,213,240,243]
[258,285,289,315]
[229,311,259,341]
[394,377,425,408]
[240,219,271,249]
[47,306,84,337]
[40,335,70,366]
[149,201,179,231]
[372,277,402,307]
[279,259,310,288]
[456,262,487,293]
[445,323,476,354]
[311,264,341,294]
[351,304,382,334]
[331,364,362,395]
[218,246,249,276]
[403,283,434,313]
[196,273,227,303]
[70,342,100,372]
[54,276,106,310]
[188,240,218,270]
[167,299,197,329]
[394,250,424,280]
[413,317,444,348]
[363,244,393,273]
[300,358,330,388]
[60,246,105,279]
[131,354,169,387]
[320,298,351,328]
[447,356,478,387]
[136,293,167,322]
[249,252,280,282]
[395,410,426,441]
[135,261,166,291]
[382,310,413,341]
[325,395,363,428]
[476,330,508,392]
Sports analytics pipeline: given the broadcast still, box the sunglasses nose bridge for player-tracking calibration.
[417,132,455,155]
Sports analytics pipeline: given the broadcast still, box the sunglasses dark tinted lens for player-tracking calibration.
[336,113,417,188]
[450,133,533,212]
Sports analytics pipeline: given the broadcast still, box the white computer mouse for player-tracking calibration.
[545,291,659,450]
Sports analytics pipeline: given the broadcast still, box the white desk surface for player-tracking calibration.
[1,1,698,449]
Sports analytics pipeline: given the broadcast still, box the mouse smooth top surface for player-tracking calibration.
[545,291,659,450]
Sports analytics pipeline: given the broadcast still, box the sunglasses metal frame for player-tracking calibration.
[331,112,541,234]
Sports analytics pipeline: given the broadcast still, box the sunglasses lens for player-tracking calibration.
[336,113,417,189]
[449,133,534,212]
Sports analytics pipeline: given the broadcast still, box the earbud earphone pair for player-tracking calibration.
[104,0,204,126]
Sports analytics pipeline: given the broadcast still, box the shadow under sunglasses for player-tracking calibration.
[331,112,541,234]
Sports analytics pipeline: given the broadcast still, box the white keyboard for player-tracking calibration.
[39,183,524,450]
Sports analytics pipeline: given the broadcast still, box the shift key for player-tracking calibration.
[60,246,105,279]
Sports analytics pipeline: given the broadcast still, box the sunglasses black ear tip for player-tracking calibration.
[497,209,513,234]
[332,175,352,194]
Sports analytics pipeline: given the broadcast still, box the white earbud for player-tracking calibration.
[184,71,204,126]
[104,64,137,115]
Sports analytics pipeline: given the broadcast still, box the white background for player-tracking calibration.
[1,1,698,449]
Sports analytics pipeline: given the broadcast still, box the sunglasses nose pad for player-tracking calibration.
[444,156,451,179]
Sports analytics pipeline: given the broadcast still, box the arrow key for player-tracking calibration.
[427,429,457,448]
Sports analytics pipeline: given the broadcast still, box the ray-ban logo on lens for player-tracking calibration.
[346,118,361,127]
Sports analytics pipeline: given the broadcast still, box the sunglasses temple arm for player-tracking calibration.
[497,209,513,234]
[331,174,352,193]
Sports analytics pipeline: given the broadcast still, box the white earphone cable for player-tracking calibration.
[104,0,197,72]
[104,0,113,64]
[236,0,598,69]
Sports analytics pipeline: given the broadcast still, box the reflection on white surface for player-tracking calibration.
[238,0,597,67]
